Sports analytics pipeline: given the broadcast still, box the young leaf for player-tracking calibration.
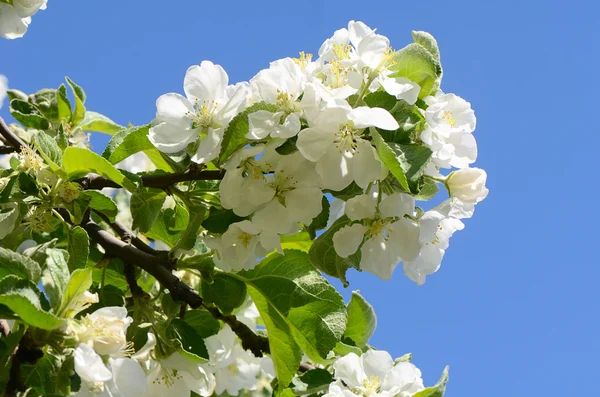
[66,77,86,125]
[42,249,70,311]
[62,147,136,192]
[0,247,41,282]
[391,43,442,99]
[201,207,245,234]
[344,291,377,348]
[280,231,313,253]
[0,275,63,330]
[183,309,220,338]
[218,101,279,164]
[0,205,22,241]
[145,204,189,247]
[33,131,63,171]
[32,88,59,121]
[390,144,432,183]
[370,128,410,191]
[80,111,124,135]
[57,84,72,123]
[84,190,118,222]
[309,216,361,287]
[238,250,347,364]
[102,124,153,164]
[58,268,93,318]
[9,99,50,130]
[411,31,441,61]
[68,226,90,270]
[201,273,247,314]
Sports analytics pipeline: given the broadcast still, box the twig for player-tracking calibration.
[0,146,17,154]
[92,210,159,257]
[0,117,26,152]
[124,263,145,298]
[77,169,225,191]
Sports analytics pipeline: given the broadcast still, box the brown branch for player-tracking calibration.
[202,303,271,357]
[0,117,26,152]
[124,262,145,298]
[92,210,159,257]
[0,146,17,154]
[77,169,225,191]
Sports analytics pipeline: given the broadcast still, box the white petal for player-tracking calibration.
[389,218,420,261]
[379,77,420,105]
[381,362,424,394]
[379,193,415,219]
[74,344,112,383]
[155,93,194,129]
[192,129,221,164]
[351,140,387,187]
[351,107,399,130]
[333,353,366,388]
[110,358,147,397]
[148,122,196,153]
[297,127,336,162]
[0,5,30,39]
[272,113,301,139]
[361,350,393,380]
[316,149,352,191]
[283,187,323,225]
[184,61,228,102]
[333,224,368,258]
[360,235,401,280]
[345,195,376,221]
[247,110,282,140]
[357,34,389,70]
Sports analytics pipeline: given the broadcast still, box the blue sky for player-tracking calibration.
[1,0,598,395]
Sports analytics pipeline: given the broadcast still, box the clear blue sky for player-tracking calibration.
[1,1,598,395]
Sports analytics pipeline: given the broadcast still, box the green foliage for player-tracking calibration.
[371,127,410,191]
[9,99,50,130]
[102,124,154,164]
[290,368,333,395]
[201,207,244,234]
[218,102,279,163]
[58,268,93,318]
[391,43,443,99]
[84,190,118,222]
[344,291,377,348]
[145,202,189,247]
[33,131,63,171]
[67,226,90,270]
[41,249,70,311]
[0,275,63,330]
[0,247,41,282]
[238,251,347,379]
[130,189,167,232]
[412,31,441,61]
[183,309,220,338]
[21,351,71,396]
[167,318,209,363]
[201,273,247,314]
[62,147,137,192]
[309,216,361,287]
[80,111,124,135]
[66,77,86,125]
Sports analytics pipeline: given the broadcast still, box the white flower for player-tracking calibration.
[332,351,424,397]
[74,344,147,397]
[332,193,420,280]
[0,0,46,39]
[446,167,488,204]
[296,101,397,191]
[149,61,248,163]
[205,220,280,272]
[403,198,470,285]
[203,325,268,396]
[0,75,7,109]
[77,307,133,356]
[251,151,323,235]
[247,58,306,140]
[146,352,215,397]
[219,144,274,217]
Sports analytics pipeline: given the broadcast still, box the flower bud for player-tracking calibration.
[446,168,488,203]
[58,181,80,204]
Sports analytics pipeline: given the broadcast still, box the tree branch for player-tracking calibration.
[0,146,17,155]
[0,117,26,152]
[77,169,225,191]
[92,210,159,257]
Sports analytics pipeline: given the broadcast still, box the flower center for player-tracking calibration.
[367,218,391,240]
[335,123,360,155]
[188,99,222,130]
[154,368,184,387]
[442,110,457,127]
[227,362,241,376]
[293,51,313,69]
[333,43,352,60]
[20,147,43,171]
[237,232,254,248]
[353,376,382,397]
[269,172,298,207]
[276,90,298,113]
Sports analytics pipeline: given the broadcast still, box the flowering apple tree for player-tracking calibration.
[0,6,488,397]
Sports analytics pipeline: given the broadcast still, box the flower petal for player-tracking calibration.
[333,223,368,258]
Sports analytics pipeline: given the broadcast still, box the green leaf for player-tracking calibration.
[58,268,93,318]
[344,291,377,348]
[57,84,73,123]
[363,91,397,111]
[307,197,330,238]
[32,88,59,121]
[102,124,153,164]
[0,204,21,240]
[413,367,449,397]
[391,43,442,99]
[9,99,50,130]
[66,77,86,125]
[280,232,313,253]
[291,368,333,395]
[21,351,70,396]
[390,144,432,183]
[0,275,63,330]
[33,131,63,171]
[145,204,189,247]
[80,111,124,135]
[370,128,409,191]
[334,340,363,356]
[84,190,118,222]
[162,293,182,320]
[42,249,70,311]
[173,206,207,252]
[218,102,279,163]
[167,318,209,363]
[0,247,41,282]
[414,177,440,201]
[309,216,361,287]
[412,31,441,61]
[239,250,347,364]
[67,226,89,271]
[201,207,245,234]
[6,89,27,102]
[183,309,220,338]
[130,189,167,232]
[201,273,247,314]
[62,147,136,192]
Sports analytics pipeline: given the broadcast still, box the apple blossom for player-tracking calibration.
[446,167,489,204]
[0,0,46,39]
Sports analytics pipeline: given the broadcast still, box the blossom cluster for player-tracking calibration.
[148,20,488,284]
[0,0,47,39]
[68,302,275,397]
